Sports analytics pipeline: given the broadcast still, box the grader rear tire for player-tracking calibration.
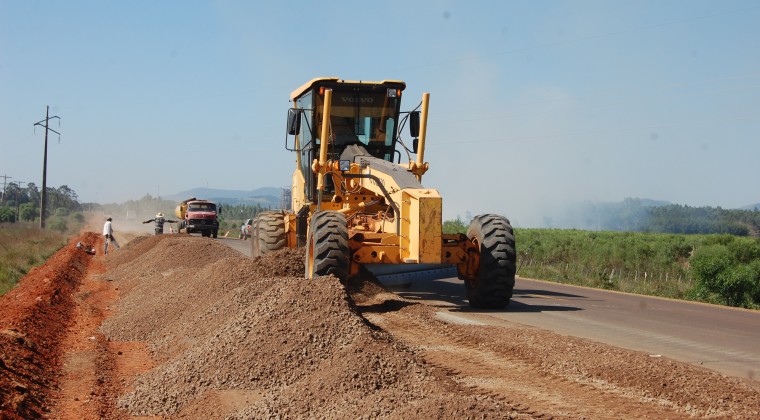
[465,214,516,309]
[304,211,349,281]
[252,212,286,257]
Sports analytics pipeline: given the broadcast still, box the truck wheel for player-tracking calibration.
[464,214,516,309]
[304,211,349,281]
[252,212,286,257]
[212,229,218,239]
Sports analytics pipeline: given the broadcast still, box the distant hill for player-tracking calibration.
[741,203,760,211]
[164,187,287,209]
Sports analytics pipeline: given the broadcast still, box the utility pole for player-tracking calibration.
[0,174,11,203]
[34,106,61,229]
[14,180,25,222]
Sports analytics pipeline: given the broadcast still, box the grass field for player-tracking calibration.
[0,223,68,295]
[516,229,699,299]
[516,229,760,308]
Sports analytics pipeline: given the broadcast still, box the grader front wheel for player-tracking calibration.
[304,211,349,281]
[465,214,516,309]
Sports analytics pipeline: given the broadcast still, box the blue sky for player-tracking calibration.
[1,0,759,227]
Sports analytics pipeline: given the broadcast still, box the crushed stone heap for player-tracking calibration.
[100,235,516,418]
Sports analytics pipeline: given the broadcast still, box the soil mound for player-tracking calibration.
[0,232,100,419]
[101,236,515,418]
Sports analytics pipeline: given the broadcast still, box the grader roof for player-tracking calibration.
[290,77,406,100]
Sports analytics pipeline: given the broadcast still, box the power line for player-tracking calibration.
[33,106,61,229]
[0,174,11,203]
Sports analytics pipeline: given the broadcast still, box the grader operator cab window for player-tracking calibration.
[287,80,409,203]
[317,89,399,158]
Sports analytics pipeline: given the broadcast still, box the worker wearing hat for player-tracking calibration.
[143,212,177,235]
[103,217,120,254]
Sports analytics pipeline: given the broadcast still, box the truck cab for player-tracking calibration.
[176,198,220,238]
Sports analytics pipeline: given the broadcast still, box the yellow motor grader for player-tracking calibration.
[252,77,516,308]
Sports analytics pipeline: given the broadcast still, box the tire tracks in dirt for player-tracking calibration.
[355,287,752,419]
[49,236,154,420]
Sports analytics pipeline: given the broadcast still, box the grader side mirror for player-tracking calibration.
[287,108,302,135]
[409,111,420,138]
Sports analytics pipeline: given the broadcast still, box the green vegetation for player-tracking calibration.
[218,203,271,233]
[516,229,698,299]
[0,224,68,295]
[445,220,760,309]
[0,182,80,223]
[690,236,760,307]
[0,182,88,296]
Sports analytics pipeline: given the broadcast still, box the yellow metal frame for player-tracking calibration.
[284,78,480,281]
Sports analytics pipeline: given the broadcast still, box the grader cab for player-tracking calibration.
[252,77,516,308]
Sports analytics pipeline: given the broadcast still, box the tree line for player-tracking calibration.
[0,182,81,223]
[548,198,760,236]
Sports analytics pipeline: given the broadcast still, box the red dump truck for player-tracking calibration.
[175,197,221,238]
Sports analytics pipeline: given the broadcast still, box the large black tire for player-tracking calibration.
[251,215,261,257]
[464,214,516,309]
[252,212,286,257]
[304,211,349,281]
[212,229,218,239]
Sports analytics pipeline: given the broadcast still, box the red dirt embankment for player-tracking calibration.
[0,232,101,418]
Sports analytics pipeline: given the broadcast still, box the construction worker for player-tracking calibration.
[103,217,120,254]
[143,212,177,235]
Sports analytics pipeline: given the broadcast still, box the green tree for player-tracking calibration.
[19,203,36,221]
[25,183,40,208]
[47,218,67,233]
[0,206,16,222]
[691,243,759,307]
[443,217,468,234]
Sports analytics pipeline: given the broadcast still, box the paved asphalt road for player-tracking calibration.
[217,236,251,256]
[216,237,760,382]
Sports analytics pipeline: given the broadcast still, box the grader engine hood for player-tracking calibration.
[340,145,442,264]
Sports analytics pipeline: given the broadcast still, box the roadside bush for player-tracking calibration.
[0,206,16,222]
[48,218,68,233]
[443,217,468,234]
[690,243,760,308]
[73,212,85,223]
[19,203,36,221]
[54,207,69,217]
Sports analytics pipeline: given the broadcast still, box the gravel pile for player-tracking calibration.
[100,236,516,418]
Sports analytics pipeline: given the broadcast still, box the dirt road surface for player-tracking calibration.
[1,232,759,419]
